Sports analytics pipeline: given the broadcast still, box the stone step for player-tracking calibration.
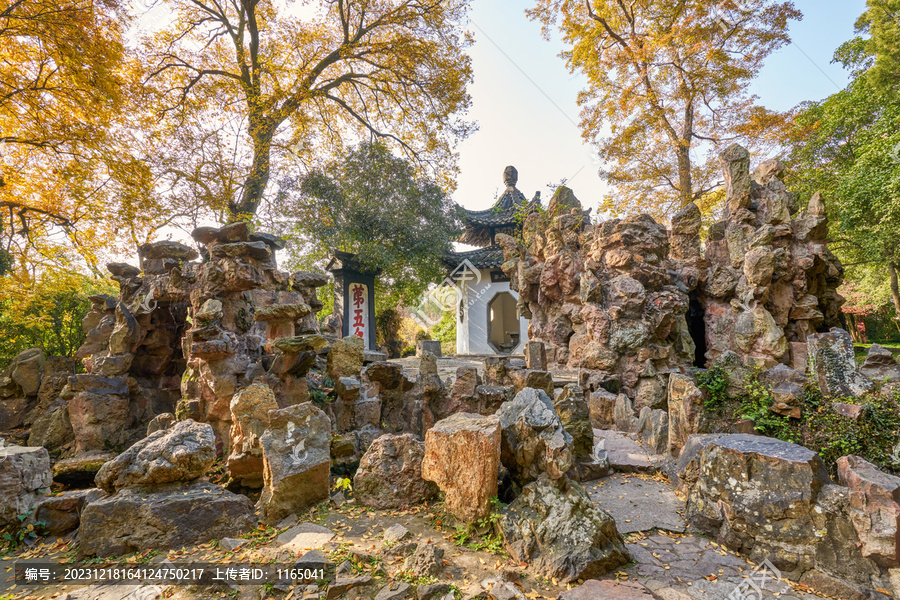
[594,429,665,473]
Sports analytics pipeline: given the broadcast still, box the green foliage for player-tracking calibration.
[695,363,730,409]
[450,497,507,556]
[415,329,432,342]
[801,387,900,474]
[737,372,800,444]
[430,311,457,345]
[0,271,115,366]
[698,365,900,475]
[401,345,417,358]
[786,5,900,316]
[1,511,44,550]
[332,477,353,493]
[281,141,463,312]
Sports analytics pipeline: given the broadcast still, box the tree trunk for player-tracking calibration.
[889,262,900,320]
[675,143,692,206]
[229,134,273,222]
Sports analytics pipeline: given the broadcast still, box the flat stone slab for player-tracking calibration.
[587,473,686,533]
[594,429,664,473]
[276,522,335,551]
[558,579,655,599]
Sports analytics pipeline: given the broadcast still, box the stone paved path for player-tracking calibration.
[582,430,827,600]
[586,473,686,534]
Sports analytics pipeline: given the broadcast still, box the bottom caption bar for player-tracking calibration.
[15,563,330,586]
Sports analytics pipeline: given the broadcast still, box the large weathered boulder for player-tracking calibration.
[685,434,831,573]
[666,373,708,457]
[353,433,439,509]
[421,412,501,523]
[860,344,900,382]
[807,328,874,397]
[79,481,255,556]
[327,336,364,380]
[837,455,900,567]
[260,402,332,524]
[0,444,52,527]
[497,388,573,487]
[95,419,216,493]
[32,488,106,536]
[10,347,45,396]
[227,382,278,488]
[499,476,630,583]
[66,374,133,453]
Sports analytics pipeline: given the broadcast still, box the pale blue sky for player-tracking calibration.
[452,0,868,215]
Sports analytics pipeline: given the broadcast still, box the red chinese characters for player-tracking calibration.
[351,284,366,339]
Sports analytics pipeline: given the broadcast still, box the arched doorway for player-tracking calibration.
[488,292,521,354]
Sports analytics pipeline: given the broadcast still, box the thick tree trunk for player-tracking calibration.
[229,134,273,222]
[676,143,692,206]
[889,262,900,319]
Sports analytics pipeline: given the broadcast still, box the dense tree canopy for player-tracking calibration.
[280,140,462,309]
[528,0,800,216]
[0,0,156,276]
[142,0,475,222]
[786,0,900,319]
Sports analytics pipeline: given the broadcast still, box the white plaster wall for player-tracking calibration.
[456,268,529,355]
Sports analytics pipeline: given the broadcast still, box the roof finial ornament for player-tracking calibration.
[503,165,518,189]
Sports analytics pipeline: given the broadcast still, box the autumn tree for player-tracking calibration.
[528,0,800,216]
[0,0,159,277]
[143,0,474,223]
[279,140,462,308]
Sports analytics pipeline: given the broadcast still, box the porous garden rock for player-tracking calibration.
[860,344,900,382]
[79,482,255,556]
[807,328,874,397]
[421,412,501,522]
[353,433,438,509]
[32,488,106,535]
[260,402,332,524]
[227,382,279,488]
[837,455,900,567]
[0,444,52,527]
[327,336,365,380]
[95,419,216,493]
[499,476,630,583]
[497,388,573,487]
[666,373,708,457]
[685,434,831,573]
[403,543,444,577]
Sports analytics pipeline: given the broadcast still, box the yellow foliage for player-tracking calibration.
[528,0,800,218]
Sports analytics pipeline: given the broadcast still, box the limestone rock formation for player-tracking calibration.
[837,455,900,567]
[32,488,106,536]
[227,382,279,488]
[666,373,709,457]
[497,186,693,408]
[353,433,439,509]
[421,412,501,523]
[79,481,255,556]
[859,344,900,382]
[497,388,573,487]
[0,444,52,527]
[685,434,832,573]
[499,476,630,583]
[808,328,874,397]
[698,149,844,369]
[260,402,332,524]
[94,419,216,493]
